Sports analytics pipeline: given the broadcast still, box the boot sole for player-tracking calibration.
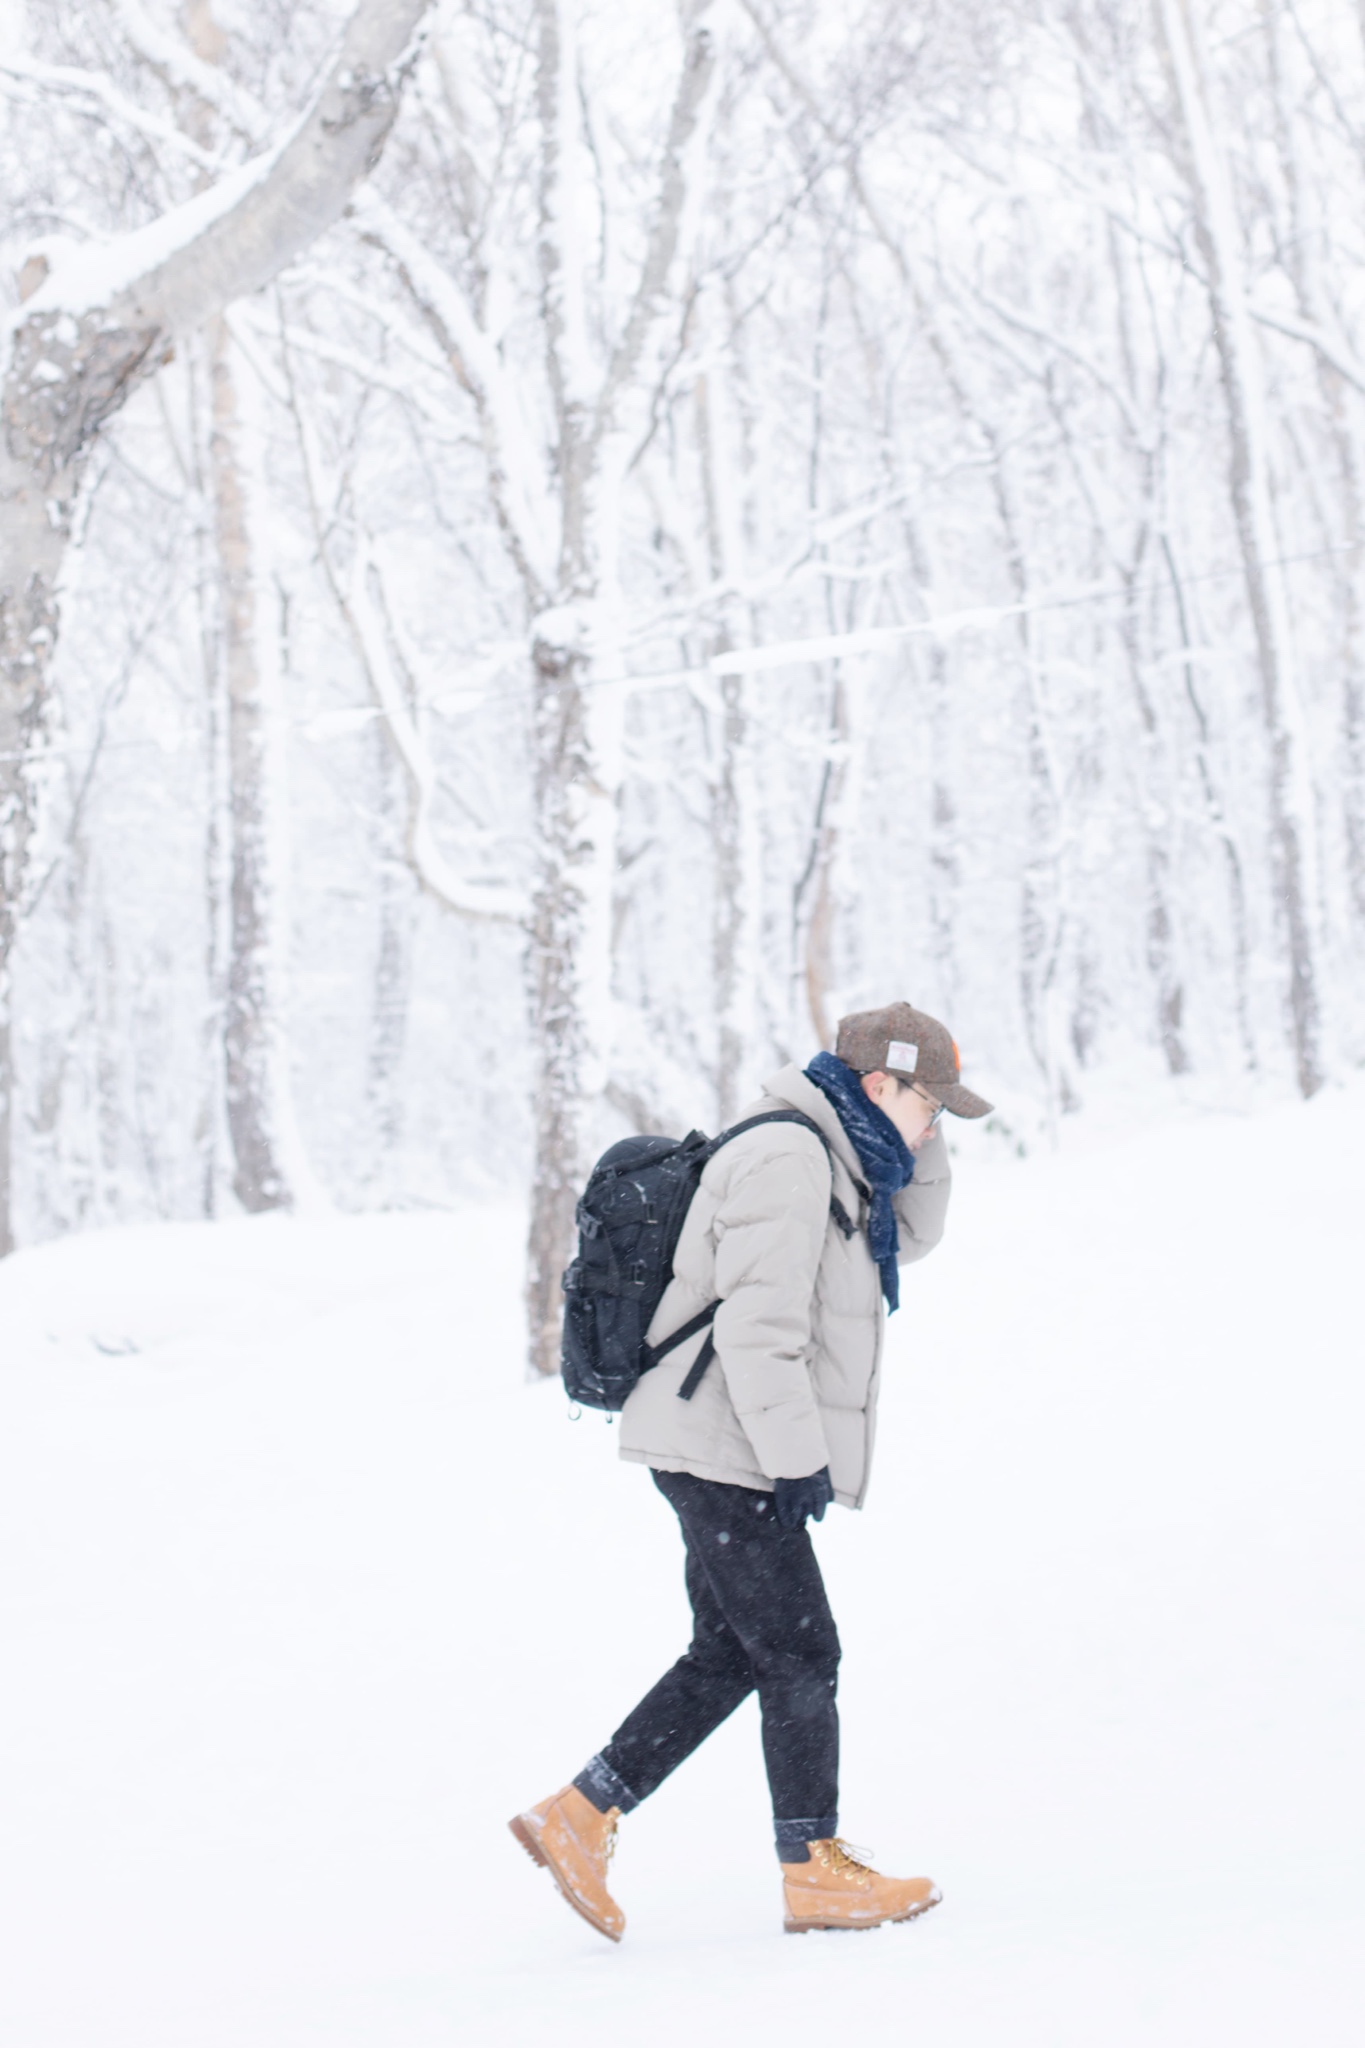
[784,1892,942,1935]
[508,1815,624,1944]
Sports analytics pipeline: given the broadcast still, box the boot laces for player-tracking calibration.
[816,1838,876,1878]
[600,1808,620,1865]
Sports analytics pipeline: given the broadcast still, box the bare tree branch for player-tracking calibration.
[275,317,528,927]
[111,0,268,145]
[355,192,555,604]
[1247,299,1365,398]
[24,0,429,339]
[350,550,530,926]
[0,57,222,171]
[593,14,719,443]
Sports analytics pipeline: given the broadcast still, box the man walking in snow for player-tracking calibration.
[511,1002,991,1939]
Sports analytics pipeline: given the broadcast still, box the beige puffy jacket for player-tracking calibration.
[618,1063,951,1509]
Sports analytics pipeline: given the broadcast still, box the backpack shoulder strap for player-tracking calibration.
[707,1107,826,1153]
[672,1109,860,1405]
[706,1109,858,1241]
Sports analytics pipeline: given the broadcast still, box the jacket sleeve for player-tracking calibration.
[709,1131,832,1483]
[893,1126,952,1266]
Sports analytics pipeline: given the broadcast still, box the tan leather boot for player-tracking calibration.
[781,1838,941,1933]
[509,1786,625,1942]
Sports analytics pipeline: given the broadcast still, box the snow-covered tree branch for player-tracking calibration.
[0,0,434,1251]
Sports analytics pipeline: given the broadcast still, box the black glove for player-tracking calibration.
[772,1466,834,1530]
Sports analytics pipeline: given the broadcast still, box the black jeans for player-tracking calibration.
[575,1469,841,1859]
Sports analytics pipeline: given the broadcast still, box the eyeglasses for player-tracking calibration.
[911,1087,945,1127]
[869,1071,945,1127]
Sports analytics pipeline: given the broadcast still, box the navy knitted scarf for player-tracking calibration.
[804,1050,915,1312]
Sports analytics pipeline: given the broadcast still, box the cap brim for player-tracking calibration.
[941,1083,993,1119]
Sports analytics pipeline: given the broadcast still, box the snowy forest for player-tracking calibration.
[4,0,1365,1368]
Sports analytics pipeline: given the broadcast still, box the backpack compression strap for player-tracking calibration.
[642,1109,858,1403]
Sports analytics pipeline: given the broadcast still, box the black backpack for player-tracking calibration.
[560,1111,857,1413]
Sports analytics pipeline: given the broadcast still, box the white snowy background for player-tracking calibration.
[2,0,1364,2040]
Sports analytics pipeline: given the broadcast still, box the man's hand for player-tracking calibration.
[773,1467,834,1530]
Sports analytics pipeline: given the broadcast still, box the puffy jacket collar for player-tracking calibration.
[756,1063,866,1189]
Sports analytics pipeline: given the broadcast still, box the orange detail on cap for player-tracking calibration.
[952,1038,961,1073]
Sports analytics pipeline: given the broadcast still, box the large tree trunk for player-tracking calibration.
[0,0,432,1252]
[188,333,230,1220]
[366,724,412,1200]
[901,513,959,1018]
[525,628,592,1380]
[524,615,623,1378]
[988,445,1072,1120]
[1118,571,1189,1077]
[712,669,760,1120]
[1158,0,1322,1096]
[522,0,717,1374]
[0,555,51,1254]
[790,669,848,1054]
[788,280,850,1057]
[695,352,759,1122]
[209,319,295,1212]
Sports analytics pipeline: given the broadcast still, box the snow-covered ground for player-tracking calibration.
[1,1083,1362,2047]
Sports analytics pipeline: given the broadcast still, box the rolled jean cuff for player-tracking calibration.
[574,1753,641,1815]
[774,1813,838,1862]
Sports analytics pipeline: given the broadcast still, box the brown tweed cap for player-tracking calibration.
[834,1001,993,1118]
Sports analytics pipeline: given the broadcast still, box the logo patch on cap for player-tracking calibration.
[887,1039,919,1073]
